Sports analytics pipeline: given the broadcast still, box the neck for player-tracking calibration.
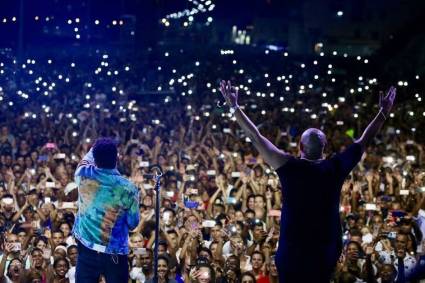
[300,153,323,161]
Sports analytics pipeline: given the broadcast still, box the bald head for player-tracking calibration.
[300,128,326,160]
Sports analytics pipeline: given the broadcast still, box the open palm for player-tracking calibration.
[380,86,396,115]
[219,80,238,107]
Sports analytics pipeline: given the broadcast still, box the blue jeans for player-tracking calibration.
[76,240,129,283]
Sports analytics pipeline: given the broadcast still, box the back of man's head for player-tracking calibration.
[300,128,327,160]
[92,137,118,169]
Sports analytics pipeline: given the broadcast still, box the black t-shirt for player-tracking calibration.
[275,143,363,251]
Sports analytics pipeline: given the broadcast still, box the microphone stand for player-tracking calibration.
[152,168,163,283]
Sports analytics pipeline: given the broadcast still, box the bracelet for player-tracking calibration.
[378,109,387,120]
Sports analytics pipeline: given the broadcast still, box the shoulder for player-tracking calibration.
[120,178,138,195]
[274,155,297,172]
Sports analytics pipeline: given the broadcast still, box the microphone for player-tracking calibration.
[143,165,163,180]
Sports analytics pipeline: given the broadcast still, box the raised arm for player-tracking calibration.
[355,87,396,150]
[219,81,290,170]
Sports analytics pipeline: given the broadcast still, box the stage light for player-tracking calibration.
[337,11,344,17]
[95,20,100,25]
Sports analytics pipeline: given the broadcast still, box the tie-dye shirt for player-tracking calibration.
[72,149,140,255]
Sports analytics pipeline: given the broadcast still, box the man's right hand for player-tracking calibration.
[379,86,396,116]
[219,80,239,108]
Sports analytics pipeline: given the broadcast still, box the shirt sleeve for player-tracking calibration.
[78,148,95,168]
[126,186,140,230]
[333,142,364,178]
[75,148,95,179]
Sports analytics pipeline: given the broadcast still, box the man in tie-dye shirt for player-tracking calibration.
[73,137,140,283]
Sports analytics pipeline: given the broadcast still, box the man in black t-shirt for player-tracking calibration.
[219,81,396,283]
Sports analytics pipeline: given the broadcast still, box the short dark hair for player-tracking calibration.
[92,138,118,169]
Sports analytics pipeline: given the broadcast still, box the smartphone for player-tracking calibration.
[54,153,66,159]
[46,182,56,188]
[133,248,147,255]
[166,191,175,198]
[223,128,231,134]
[61,202,76,209]
[231,172,241,178]
[336,121,344,126]
[184,200,199,209]
[406,155,416,162]
[202,220,216,228]
[38,155,48,162]
[207,170,216,176]
[388,232,397,239]
[1,197,13,205]
[143,184,153,190]
[29,169,36,175]
[415,186,425,194]
[11,243,21,252]
[365,203,377,211]
[139,161,150,168]
[289,142,297,147]
[227,197,237,204]
[268,179,274,186]
[269,210,282,217]
[43,248,51,259]
[400,190,409,196]
[45,143,56,149]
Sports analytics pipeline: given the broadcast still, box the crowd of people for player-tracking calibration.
[0,39,424,283]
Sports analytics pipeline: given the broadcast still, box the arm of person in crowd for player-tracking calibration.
[33,206,47,223]
[355,87,396,151]
[365,171,375,198]
[0,242,14,280]
[265,189,274,229]
[362,246,378,283]
[207,178,225,218]
[11,198,30,223]
[160,225,177,254]
[412,193,425,217]
[219,80,291,170]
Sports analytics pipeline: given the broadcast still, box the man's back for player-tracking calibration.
[72,150,139,255]
[276,143,363,246]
